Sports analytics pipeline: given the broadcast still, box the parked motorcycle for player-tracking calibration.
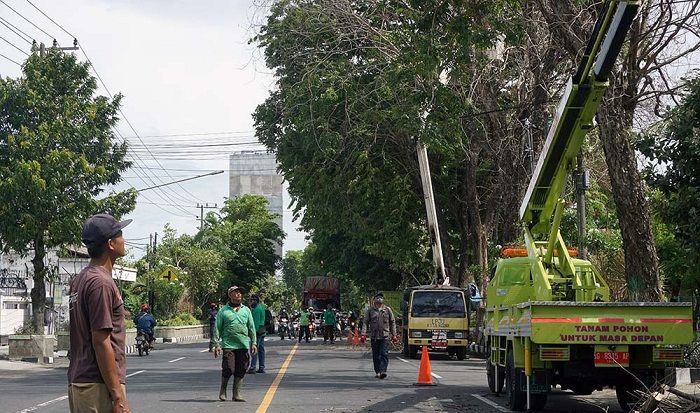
[135,329,150,356]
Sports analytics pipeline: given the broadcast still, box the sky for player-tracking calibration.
[0,0,308,259]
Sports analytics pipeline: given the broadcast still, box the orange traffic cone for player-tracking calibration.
[414,346,436,386]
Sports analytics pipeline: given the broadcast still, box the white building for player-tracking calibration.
[229,150,284,257]
[0,248,136,336]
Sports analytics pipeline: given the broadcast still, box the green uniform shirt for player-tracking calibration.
[252,302,266,336]
[214,303,256,349]
[323,309,336,326]
[299,310,311,325]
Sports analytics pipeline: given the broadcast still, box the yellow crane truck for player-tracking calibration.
[484,1,694,411]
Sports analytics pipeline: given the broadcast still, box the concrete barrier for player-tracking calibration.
[8,334,56,364]
[154,324,209,343]
[54,324,210,355]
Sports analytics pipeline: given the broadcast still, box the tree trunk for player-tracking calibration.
[30,234,47,334]
[598,106,663,301]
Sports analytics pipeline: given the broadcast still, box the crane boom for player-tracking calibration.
[520,0,639,237]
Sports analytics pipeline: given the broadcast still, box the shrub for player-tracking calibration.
[159,312,199,326]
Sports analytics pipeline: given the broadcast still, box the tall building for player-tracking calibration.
[229,150,284,257]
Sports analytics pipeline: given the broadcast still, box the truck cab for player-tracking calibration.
[401,285,469,360]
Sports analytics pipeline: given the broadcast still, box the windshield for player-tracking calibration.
[411,291,466,317]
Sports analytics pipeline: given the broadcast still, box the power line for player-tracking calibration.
[0,0,55,40]
[126,130,256,139]
[24,0,75,38]
[16,0,202,211]
[0,35,29,56]
[0,16,32,44]
[0,51,21,65]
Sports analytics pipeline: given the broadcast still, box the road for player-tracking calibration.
[2,338,631,413]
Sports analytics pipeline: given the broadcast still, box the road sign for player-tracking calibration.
[159,266,179,281]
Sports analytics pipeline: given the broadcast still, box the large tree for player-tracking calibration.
[0,50,135,332]
[533,0,700,300]
[197,195,284,293]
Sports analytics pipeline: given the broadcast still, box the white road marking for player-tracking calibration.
[168,357,186,363]
[397,357,441,378]
[471,394,510,412]
[126,370,146,378]
[199,349,210,353]
[15,395,68,413]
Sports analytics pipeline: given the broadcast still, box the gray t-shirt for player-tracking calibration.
[67,265,126,384]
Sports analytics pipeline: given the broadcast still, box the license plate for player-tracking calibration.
[431,331,448,349]
[594,345,629,367]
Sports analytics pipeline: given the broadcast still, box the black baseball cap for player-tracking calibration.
[82,214,132,247]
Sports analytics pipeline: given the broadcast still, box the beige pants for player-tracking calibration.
[68,383,126,413]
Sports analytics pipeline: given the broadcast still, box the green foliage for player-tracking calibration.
[0,50,135,330]
[639,76,700,295]
[197,195,284,293]
[0,50,135,253]
[159,313,199,326]
[152,279,184,320]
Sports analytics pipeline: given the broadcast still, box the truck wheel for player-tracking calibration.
[506,350,526,411]
[409,345,419,360]
[486,358,504,394]
[572,384,594,396]
[456,347,467,361]
[616,382,642,412]
[531,394,547,411]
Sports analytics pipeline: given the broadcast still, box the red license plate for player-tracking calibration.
[594,351,629,367]
[431,332,448,349]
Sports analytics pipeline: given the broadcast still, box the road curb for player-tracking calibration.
[665,367,700,386]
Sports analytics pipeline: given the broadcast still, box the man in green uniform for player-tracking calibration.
[213,286,257,402]
[323,304,337,344]
[296,307,314,343]
[248,293,266,373]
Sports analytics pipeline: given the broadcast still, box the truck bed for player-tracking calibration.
[487,301,693,345]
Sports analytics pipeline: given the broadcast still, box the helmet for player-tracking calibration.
[308,307,314,311]
[140,303,150,312]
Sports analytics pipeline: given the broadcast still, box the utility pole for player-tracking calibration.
[32,38,79,57]
[196,203,218,230]
[575,151,589,259]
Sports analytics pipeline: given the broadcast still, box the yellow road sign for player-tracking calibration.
[159,266,179,281]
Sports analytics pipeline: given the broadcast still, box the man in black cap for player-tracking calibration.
[361,292,397,379]
[68,214,132,413]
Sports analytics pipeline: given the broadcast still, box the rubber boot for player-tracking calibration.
[218,376,229,401]
[233,377,245,402]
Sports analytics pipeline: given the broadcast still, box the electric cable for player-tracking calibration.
[0,51,21,65]
[0,35,30,56]
[0,17,32,44]
[0,0,54,40]
[0,15,33,43]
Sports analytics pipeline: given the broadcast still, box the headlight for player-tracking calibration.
[411,331,422,338]
[454,332,464,339]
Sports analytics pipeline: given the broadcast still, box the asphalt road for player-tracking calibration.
[1,337,633,413]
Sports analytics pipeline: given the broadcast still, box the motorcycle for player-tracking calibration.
[135,329,150,356]
[279,317,290,340]
[290,320,299,338]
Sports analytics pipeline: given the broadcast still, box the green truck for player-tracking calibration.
[484,1,694,411]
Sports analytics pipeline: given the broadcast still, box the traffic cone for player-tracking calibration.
[413,346,436,386]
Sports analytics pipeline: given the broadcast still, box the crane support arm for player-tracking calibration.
[519,0,639,236]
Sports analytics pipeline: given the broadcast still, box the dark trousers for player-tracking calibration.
[298,325,310,342]
[323,325,335,342]
[371,338,389,374]
[221,348,249,379]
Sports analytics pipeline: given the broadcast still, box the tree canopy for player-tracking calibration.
[0,50,135,331]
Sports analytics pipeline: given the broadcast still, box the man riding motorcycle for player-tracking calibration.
[134,303,157,348]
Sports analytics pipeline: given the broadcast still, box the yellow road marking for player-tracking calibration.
[255,343,298,413]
